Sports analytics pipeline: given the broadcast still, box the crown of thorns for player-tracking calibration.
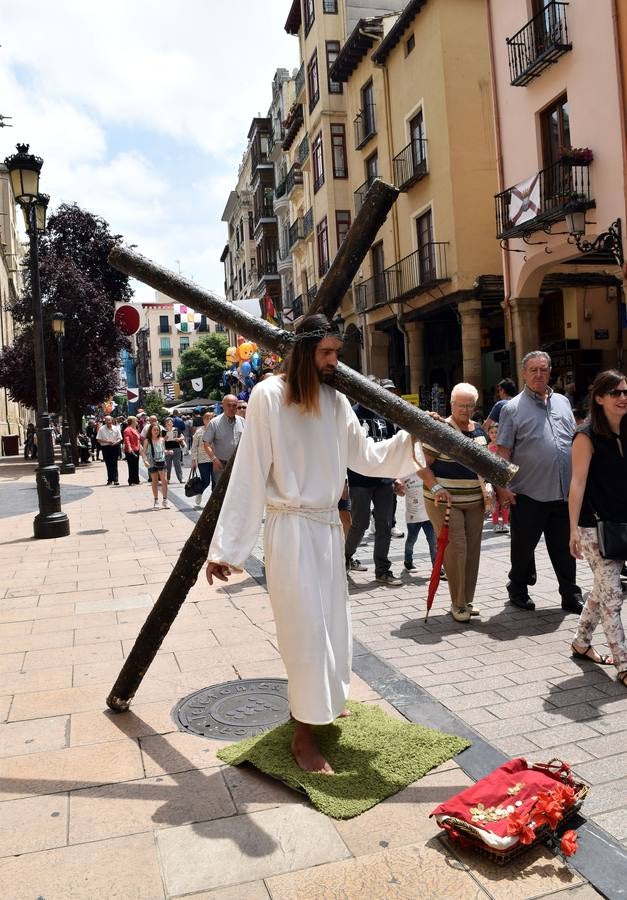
[292,325,344,343]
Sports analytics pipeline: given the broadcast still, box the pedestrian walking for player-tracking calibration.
[96,415,122,485]
[568,369,627,687]
[420,383,489,622]
[206,314,419,773]
[190,411,214,508]
[202,394,244,488]
[487,424,509,533]
[142,423,169,509]
[85,418,99,460]
[164,417,185,483]
[496,351,584,614]
[395,468,437,572]
[483,377,517,430]
[123,415,141,485]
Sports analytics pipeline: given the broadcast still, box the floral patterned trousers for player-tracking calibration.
[574,527,627,676]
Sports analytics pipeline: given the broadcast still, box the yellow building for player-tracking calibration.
[331,0,503,404]
[0,164,29,452]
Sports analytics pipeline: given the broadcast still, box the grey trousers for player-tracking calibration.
[344,482,395,577]
[166,447,184,482]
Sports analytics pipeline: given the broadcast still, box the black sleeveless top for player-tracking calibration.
[577,424,627,526]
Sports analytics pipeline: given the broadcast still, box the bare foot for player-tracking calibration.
[338,708,351,718]
[291,722,334,773]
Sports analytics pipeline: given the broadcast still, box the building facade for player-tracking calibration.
[488,0,626,395]
[0,165,29,450]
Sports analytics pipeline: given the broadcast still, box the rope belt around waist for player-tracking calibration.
[266,503,342,529]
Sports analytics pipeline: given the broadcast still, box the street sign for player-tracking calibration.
[114,304,141,335]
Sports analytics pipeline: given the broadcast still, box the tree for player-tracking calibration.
[0,204,132,462]
[177,332,228,400]
[141,390,167,419]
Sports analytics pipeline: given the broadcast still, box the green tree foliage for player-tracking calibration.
[0,203,132,459]
[177,333,228,400]
[141,390,167,418]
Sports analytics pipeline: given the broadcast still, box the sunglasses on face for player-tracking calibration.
[608,389,627,398]
[237,405,247,409]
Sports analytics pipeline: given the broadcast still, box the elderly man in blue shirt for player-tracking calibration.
[496,351,583,614]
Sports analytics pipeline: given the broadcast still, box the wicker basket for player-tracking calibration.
[438,760,589,866]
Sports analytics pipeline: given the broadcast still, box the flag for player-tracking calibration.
[508,173,541,227]
[164,384,175,400]
[191,377,203,392]
[126,387,140,403]
[173,303,202,333]
[173,383,180,399]
[264,291,277,325]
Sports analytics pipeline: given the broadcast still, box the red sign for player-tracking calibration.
[114,304,141,335]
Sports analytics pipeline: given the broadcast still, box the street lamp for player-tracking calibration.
[51,312,75,474]
[4,144,70,539]
[565,205,624,267]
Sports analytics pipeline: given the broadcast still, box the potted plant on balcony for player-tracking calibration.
[559,147,594,166]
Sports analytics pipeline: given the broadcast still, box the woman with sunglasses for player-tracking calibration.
[568,370,627,687]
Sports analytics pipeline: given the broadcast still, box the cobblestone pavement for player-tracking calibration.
[0,456,621,898]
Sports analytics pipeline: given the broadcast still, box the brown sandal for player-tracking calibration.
[571,643,614,666]
[618,671,627,687]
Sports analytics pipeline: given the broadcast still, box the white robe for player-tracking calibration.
[207,376,418,724]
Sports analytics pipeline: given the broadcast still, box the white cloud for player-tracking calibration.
[0,0,299,298]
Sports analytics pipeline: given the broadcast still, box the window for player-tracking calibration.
[326,41,342,94]
[215,323,225,333]
[331,123,347,178]
[405,34,415,56]
[410,109,426,170]
[160,337,172,352]
[361,80,375,135]
[161,361,172,373]
[371,241,387,302]
[416,209,436,282]
[179,336,190,351]
[159,315,170,334]
[242,261,246,284]
[304,0,315,35]
[312,130,324,193]
[199,315,208,332]
[541,93,570,168]
[317,216,330,277]
[365,151,378,184]
[323,0,337,11]
[336,210,351,247]
[307,49,320,112]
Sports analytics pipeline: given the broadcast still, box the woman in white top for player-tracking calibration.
[190,411,214,508]
[142,423,169,509]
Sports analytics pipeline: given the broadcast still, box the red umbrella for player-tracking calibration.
[425,498,451,622]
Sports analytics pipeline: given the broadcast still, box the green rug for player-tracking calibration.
[217,701,470,819]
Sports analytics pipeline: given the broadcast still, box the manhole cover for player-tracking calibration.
[172,678,290,740]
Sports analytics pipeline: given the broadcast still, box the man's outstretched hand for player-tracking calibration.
[206,562,235,585]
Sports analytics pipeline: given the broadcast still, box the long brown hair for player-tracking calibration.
[284,314,338,415]
[589,369,626,438]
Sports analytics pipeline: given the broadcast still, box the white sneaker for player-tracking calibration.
[194,497,202,508]
[162,498,169,509]
[391,527,405,539]
[153,498,159,509]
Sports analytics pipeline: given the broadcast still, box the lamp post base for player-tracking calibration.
[33,465,70,539]
[60,443,75,475]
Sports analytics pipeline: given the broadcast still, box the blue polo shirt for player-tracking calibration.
[496,386,575,502]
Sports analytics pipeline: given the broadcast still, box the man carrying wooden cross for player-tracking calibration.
[206,314,422,774]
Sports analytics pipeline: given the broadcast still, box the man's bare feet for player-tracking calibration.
[338,708,351,718]
[291,722,334,773]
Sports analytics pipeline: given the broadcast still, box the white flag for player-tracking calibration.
[191,377,203,392]
[126,387,140,403]
[509,173,540,227]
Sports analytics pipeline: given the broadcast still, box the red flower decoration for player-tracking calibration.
[506,811,536,845]
[554,784,576,808]
[560,829,578,856]
[534,795,563,830]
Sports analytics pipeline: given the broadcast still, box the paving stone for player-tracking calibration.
[574,752,627,785]
[507,666,566,684]
[221,764,305,815]
[8,683,117,721]
[22,640,124,671]
[265,840,486,900]
[0,665,73,695]
[139,730,225,777]
[489,696,550,719]
[0,792,68,858]
[457,675,517,696]
[586,709,627,735]
[174,883,270,900]
[75,593,153,614]
[535,705,602,727]
[576,731,626,759]
[547,686,609,708]
[474,716,546,741]
[0,831,164,899]
[0,652,24,674]
[0,714,69,758]
[156,803,351,896]
[441,690,506,712]
[592,807,627,842]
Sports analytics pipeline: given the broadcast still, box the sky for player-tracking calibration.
[0,0,299,302]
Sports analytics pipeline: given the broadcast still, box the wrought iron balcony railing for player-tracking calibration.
[277,244,291,261]
[303,207,314,237]
[254,201,276,227]
[506,1,572,87]
[307,284,318,307]
[297,134,309,165]
[354,103,376,150]
[354,243,449,313]
[159,347,173,357]
[495,159,594,239]
[285,163,303,197]
[292,294,304,319]
[393,139,428,191]
[354,175,377,215]
[289,218,304,248]
[257,260,279,277]
[275,175,287,199]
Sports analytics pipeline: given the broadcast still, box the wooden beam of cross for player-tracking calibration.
[105,180,516,711]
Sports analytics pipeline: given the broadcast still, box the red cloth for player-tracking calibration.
[430,758,573,838]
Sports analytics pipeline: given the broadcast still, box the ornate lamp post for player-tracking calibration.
[4,144,70,539]
[51,313,75,474]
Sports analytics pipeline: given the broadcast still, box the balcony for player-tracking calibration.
[289,218,304,248]
[159,347,173,357]
[354,243,449,313]
[506,1,572,87]
[277,244,291,261]
[354,176,377,214]
[158,325,171,334]
[313,168,325,194]
[285,163,303,198]
[307,284,318,307]
[294,63,305,98]
[297,134,309,165]
[303,207,314,237]
[292,294,304,319]
[495,159,594,239]
[393,139,428,191]
[254,200,276,229]
[251,144,272,173]
[257,260,279,278]
[275,176,287,200]
[354,104,376,150]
